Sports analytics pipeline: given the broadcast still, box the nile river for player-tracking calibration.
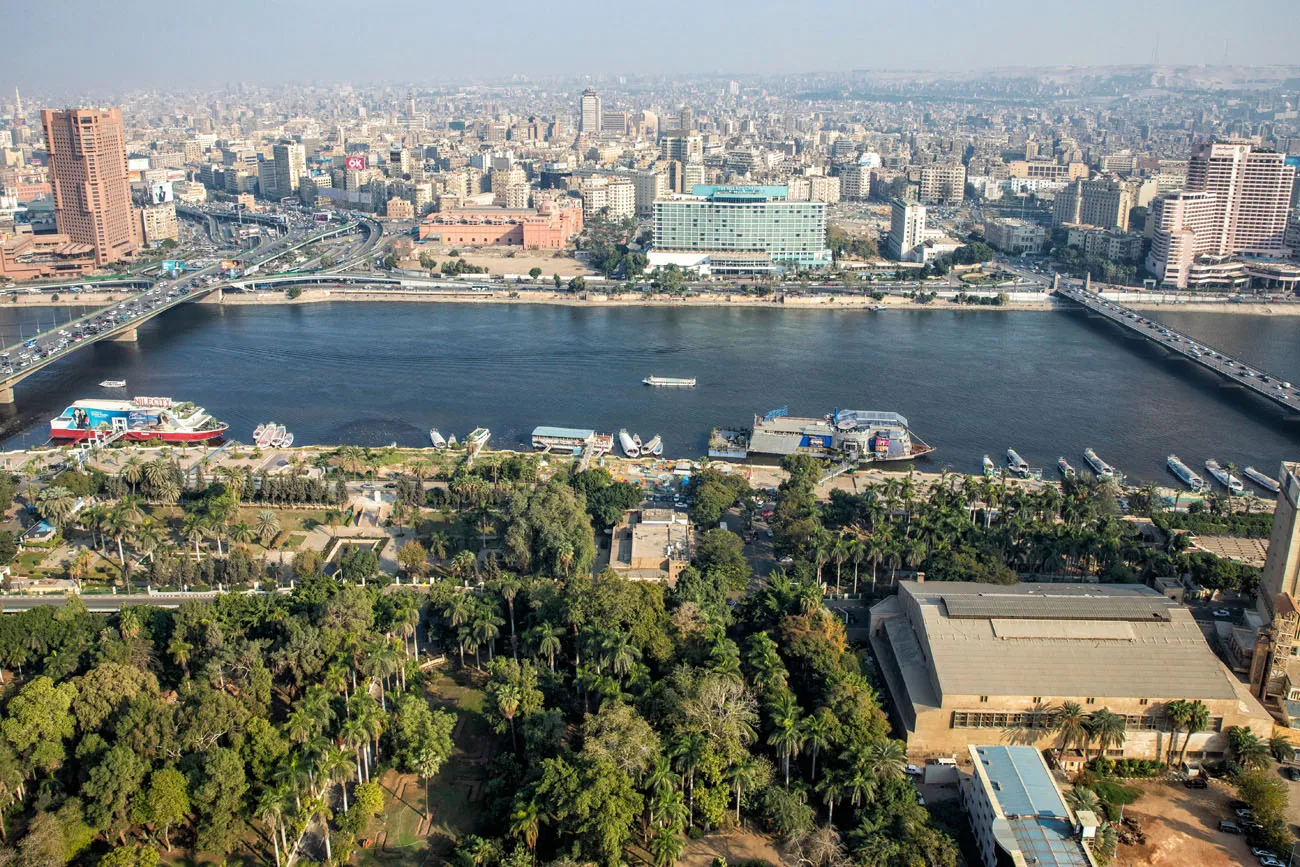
[1,302,1299,484]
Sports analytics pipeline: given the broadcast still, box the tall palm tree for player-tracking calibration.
[1086,708,1126,763]
[767,693,804,787]
[121,455,144,496]
[1052,702,1089,760]
[801,711,832,782]
[1179,700,1210,765]
[1164,700,1192,765]
[529,622,562,670]
[669,732,707,827]
[181,512,206,561]
[815,768,847,827]
[36,485,76,529]
[508,796,542,852]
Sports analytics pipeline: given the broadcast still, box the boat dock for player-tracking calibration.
[1057,282,1300,420]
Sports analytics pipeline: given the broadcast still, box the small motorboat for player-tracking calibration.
[281,432,294,447]
[99,380,126,388]
[1243,466,1281,494]
[618,429,640,458]
[429,428,447,449]
[644,434,664,456]
[253,423,267,441]
[1057,456,1076,478]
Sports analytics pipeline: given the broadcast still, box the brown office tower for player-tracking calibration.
[41,107,138,265]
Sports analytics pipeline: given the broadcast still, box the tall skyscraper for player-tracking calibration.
[1185,140,1294,256]
[579,89,601,135]
[1146,141,1295,287]
[41,107,138,265]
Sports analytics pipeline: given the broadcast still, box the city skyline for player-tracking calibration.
[8,0,1300,91]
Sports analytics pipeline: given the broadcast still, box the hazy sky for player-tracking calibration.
[9,0,1300,92]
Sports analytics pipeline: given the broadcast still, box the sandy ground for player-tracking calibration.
[1115,780,1256,867]
[680,829,783,867]
[415,245,599,279]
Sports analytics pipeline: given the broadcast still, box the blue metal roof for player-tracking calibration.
[975,746,1068,818]
[975,746,1090,867]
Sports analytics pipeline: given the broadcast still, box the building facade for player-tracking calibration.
[41,107,138,266]
[919,163,966,206]
[1143,190,1220,288]
[984,218,1046,255]
[870,581,1272,761]
[579,89,602,135]
[138,202,178,245]
[651,185,830,271]
[418,198,583,249]
[888,199,926,260]
[1052,177,1134,231]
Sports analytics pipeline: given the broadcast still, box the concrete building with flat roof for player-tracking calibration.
[651,185,829,271]
[961,745,1098,867]
[609,509,694,584]
[870,581,1272,761]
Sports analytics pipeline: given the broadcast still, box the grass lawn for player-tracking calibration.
[15,550,47,571]
[357,672,493,866]
[283,533,307,550]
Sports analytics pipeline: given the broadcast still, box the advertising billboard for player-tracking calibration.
[220,259,240,272]
[161,260,185,272]
[150,181,174,204]
[344,156,367,171]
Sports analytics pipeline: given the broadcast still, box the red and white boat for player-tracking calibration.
[51,396,228,443]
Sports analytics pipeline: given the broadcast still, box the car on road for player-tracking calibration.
[1184,775,1208,789]
[1218,820,1241,834]
[1212,608,1231,617]
[1252,848,1277,858]
[1259,857,1285,867]
[905,764,923,776]
[1235,807,1255,820]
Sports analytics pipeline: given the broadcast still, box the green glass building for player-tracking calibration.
[651,185,831,271]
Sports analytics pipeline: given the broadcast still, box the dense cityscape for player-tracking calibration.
[3,16,1300,867]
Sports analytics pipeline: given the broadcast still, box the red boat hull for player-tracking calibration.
[51,424,228,443]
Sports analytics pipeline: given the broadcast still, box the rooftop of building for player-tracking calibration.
[880,581,1258,703]
[971,745,1094,867]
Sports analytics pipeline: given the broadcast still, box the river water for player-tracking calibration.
[1,301,1298,484]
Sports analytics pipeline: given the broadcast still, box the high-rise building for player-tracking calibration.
[579,176,636,221]
[41,107,138,265]
[579,89,602,135]
[888,199,926,260]
[627,168,667,218]
[1260,463,1300,619]
[1146,141,1296,287]
[919,164,966,206]
[600,111,628,137]
[1143,190,1219,288]
[1052,176,1134,231]
[651,185,829,271]
[1185,140,1294,257]
[661,132,702,165]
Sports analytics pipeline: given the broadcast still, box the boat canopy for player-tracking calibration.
[833,409,909,431]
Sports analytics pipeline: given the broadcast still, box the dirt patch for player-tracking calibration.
[680,829,783,867]
[1115,779,1255,867]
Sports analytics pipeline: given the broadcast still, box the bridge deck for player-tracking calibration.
[1057,285,1300,417]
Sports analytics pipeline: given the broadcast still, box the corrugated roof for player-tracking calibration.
[975,746,1091,867]
[532,426,594,439]
[943,594,1171,622]
[899,581,1243,700]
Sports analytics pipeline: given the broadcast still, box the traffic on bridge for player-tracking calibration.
[1057,282,1300,418]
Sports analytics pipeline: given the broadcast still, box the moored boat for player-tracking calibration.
[1243,466,1281,493]
[1167,454,1207,492]
[618,428,640,458]
[1205,459,1244,494]
[51,396,228,443]
[253,423,267,441]
[1057,456,1076,479]
[255,423,278,447]
[466,428,491,450]
[982,454,1000,477]
[1083,448,1118,481]
[99,380,126,388]
[1006,448,1029,476]
[280,432,294,447]
[429,428,447,449]
[1237,467,1279,493]
[644,434,664,456]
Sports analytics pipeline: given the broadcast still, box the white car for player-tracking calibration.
[1212,608,1231,618]
[905,764,924,776]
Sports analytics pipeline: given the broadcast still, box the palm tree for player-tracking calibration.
[1164,700,1192,765]
[801,710,832,782]
[36,485,76,529]
[767,693,804,787]
[471,606,504,666]
[1052,702,1089,760]
[508,796,542,852]
[143,458,172,493]
[1064,785,1101,816]
[496,683,522,751]
[121,455,144,496]
[255,510,281,545]
[1228,726,1270,770]
[529,622,562,670]
[230,521,255,548]
[649,827,686,867]
[1180,700,1210,765]
[181,512,206,561]
[815,768,847,827]
[1086,708,1126,763]
[669,732,707,827]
